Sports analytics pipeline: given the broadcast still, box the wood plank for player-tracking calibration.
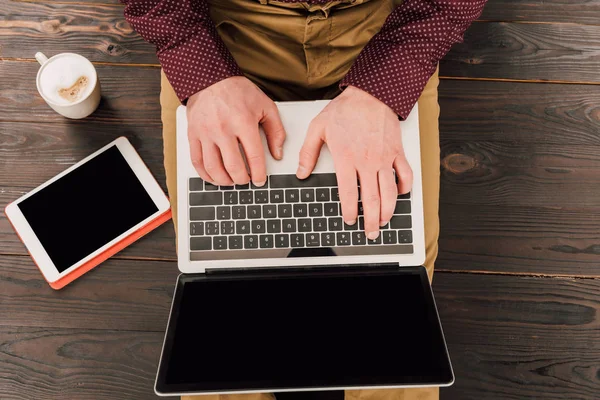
[480,0,600,24]
[0,61,162,123]
[442,21,600,82]
[438,80,600,146]
[435,273,600,400]
[0,0,157,64]
[0,326,162,399]
[0,256,178,331]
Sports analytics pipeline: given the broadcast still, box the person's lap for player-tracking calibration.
[160,0,440,398]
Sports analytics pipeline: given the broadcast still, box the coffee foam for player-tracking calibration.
[39,55,95,105]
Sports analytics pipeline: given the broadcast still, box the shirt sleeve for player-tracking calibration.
[340,0,487,120]
[120,0,243,103]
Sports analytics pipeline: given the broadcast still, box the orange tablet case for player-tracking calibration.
[6,207,172,290]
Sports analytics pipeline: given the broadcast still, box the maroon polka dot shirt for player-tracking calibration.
[121,0,486,120]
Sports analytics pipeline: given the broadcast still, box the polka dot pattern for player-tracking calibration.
[122,0,486,112]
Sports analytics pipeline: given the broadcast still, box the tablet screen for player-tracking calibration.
[18,145,158,273]
[157,268,453,394]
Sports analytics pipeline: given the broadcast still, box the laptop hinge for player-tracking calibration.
[205,263,400,276]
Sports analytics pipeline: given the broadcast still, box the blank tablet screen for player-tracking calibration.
[157,268,453,393]
[18,145,158,273]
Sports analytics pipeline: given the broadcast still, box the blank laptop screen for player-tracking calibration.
[156,267,453,394]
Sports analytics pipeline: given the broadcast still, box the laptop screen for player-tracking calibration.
[156,267,453,394]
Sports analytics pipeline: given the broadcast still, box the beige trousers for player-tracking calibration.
[160,0,441,399]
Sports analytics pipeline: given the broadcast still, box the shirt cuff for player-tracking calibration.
[340,41,436,120]
[158,33,244,104]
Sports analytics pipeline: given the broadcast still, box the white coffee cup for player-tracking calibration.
[35,52,101,119]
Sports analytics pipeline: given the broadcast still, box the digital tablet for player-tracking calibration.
[5,137,171,289]
[155,266,454,396]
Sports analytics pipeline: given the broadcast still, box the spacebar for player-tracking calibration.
[270,173,338,188]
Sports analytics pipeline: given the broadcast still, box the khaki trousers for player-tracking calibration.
[160,1,440,399]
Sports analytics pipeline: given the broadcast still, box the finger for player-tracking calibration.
[238,126,267,187]
[358,170,381,241]
[378,168,398,226]
[188,138,212,183]
[219,137,251,185]
[261,102,286,160]
[202,142,234,186]
[297,120,324,179]
[393,155,414,195]
[334,160,359,225]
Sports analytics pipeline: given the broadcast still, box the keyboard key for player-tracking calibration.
[328,217,343,231]
[285,189,299,203]
[278,204,292,218]
[357,202,364,215]
[205,182,218,191]
[220,185,234,191]
[316,188,330,202]
[229,235,243,249]
[252,220,266,234]
[298,218,312,232]
[344,221,358,231]
[189,178,203,191]
[301,189,315,202]
[324,203,339,216]
[358,217,365,230]
[251,177,268,189]
[306,233,320,247]
[224,192,238,205]
[236,220,250,234]
[190,222,204,236]
[313,218,327,231]
[260,234,274,248]
[217,206,231,220]
[239,191,254,204]
[368,234,382,245]
[398,192,411,199]
[270,173,337,188]
[190,207,215,221]
[336,232,351,246]
[248,205,262,219]
[267,220,281,233]
[394,200,411,214]
[398,230,413,243]
[291,234,304,248]
[352,231,366,245]
[383,230,397,244]
[190,237,211,250]
[270,190,284,203]
[213,236,227,250]
[331,187,339,201]
[275,234,289,248]
[390,215,412,229]
[221,221,234,235]
[309,203,323,217]
[263,205,277,219]
[282,219,297,232]
[236,183,249,190]
[255,190,269,204]
[205,222,219,235]
[321,232,335,246]
[232,206,246,219]
[244,235,259,249]
[293,204,307,217]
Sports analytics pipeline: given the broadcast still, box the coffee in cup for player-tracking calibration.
[35,52,101,119]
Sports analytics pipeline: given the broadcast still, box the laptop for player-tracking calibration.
[155,101,454,396]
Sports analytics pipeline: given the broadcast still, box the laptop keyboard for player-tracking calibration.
[188,173,413,260]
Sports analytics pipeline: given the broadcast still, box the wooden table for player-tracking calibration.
[1,0,600,398]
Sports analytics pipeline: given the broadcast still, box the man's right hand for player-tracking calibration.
[186,76,286,187]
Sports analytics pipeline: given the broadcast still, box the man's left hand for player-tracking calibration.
[296,85,413,240]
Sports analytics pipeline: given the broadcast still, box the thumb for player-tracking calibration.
[297,120,324,179]
[261,102,286,160]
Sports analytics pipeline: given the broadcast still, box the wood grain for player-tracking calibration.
[0,326,162,399]
[0,256,178,331]
[438,80,600,146]
[0,0,157,64]
[442,21,600,82]
[0,60,162,123]
[480,0,600,24]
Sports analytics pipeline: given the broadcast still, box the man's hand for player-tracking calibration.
[297,86,413,240]
[187,76,286,187]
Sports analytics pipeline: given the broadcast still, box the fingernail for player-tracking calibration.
[346,219,356,226]
[367,231,379,240]
[380,220,389,227]
[254,180,266,187]
[276,146,283,159]
[296,166,308,178]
